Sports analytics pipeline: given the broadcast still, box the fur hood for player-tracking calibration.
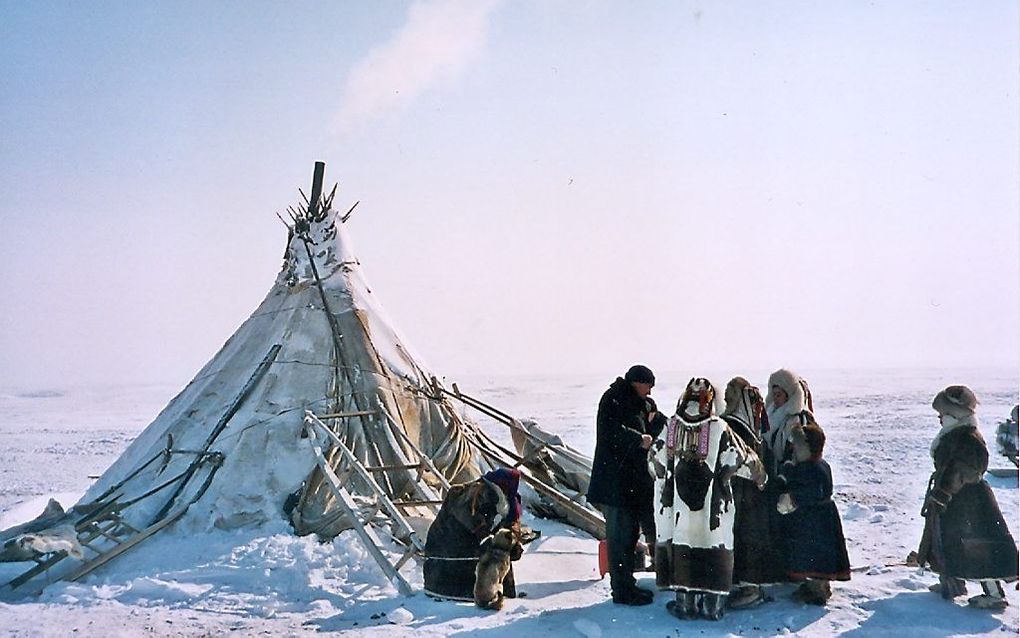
[764,369,813,465]
[765,368,806,414]
[722,376,752,418]
[674,377,726,420]
[932,385,978,420]
[721,376,762,437]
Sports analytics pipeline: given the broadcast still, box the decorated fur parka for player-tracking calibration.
[650,378,767,599]
[917,393,1019,583]
[720,377,780,586]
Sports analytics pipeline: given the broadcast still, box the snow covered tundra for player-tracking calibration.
[1,367,1017,636]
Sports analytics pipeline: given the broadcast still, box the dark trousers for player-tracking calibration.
[637,502,656,550]
[603,504,641,594]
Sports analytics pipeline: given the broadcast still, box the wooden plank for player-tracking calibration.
[308,161,325,217]
[63,507,188,584]
[317,410,378,419]
[92,526,127,544]
[364,464,423,472]
[383,413,453,492]
[307,437,414,596]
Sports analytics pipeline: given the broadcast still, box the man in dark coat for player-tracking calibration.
[587,364,666,605]
[918,385,1019,610]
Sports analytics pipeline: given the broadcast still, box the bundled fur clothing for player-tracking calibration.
[587,376,667,509]
[721,377,781,586]
[424,477,521,601]
[918,388,1019,584]
[776,455,851,582]
[651,379,767,602]
[764,369,815,473]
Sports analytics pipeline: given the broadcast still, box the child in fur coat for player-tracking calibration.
[776,423,851,605]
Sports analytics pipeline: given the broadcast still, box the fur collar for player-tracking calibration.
[930,413,979,459]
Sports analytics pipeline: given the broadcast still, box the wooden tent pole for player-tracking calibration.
[309,161,325,216]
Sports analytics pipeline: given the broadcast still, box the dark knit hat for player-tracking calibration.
[624,364,655,385]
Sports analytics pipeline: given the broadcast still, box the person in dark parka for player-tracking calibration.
[775,423,851,605]
[917,385,1019,610]
[587,364,667,605]
[423,475,522,601]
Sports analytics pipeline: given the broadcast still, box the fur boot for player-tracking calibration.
[968,581,1008,610]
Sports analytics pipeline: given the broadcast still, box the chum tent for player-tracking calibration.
[1,163,602,595]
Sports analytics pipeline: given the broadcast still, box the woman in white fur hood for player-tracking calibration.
[764,368,815,471]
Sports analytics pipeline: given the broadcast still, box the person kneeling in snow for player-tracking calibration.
[775,423,851,605]
[423,468,525,602]
[916,385,1019,610]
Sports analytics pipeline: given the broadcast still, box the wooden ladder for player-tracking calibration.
[303,411,451,596]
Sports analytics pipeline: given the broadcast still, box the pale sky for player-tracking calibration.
[1,1,1017,387]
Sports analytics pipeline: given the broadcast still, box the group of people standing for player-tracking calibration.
[587,365,1019,620]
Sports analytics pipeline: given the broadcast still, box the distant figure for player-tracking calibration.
[651,378,766,621]
[916,386,1019,610]
[775,423,851,605]
[720,376,778,608]
[587,364,666,606]
[995,404,1019,468]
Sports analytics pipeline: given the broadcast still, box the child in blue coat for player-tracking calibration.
[776,423,851,605]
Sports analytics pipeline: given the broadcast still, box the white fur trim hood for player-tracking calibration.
[765,368,805,415]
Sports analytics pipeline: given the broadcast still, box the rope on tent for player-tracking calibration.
[150,343,282,525]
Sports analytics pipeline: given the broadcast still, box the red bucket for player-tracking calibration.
[599,539,648,578]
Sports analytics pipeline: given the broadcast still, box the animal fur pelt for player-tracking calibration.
[0,499,87,562]
[474,528,521,610]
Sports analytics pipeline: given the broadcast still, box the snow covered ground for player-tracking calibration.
[1,367,1017,636]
